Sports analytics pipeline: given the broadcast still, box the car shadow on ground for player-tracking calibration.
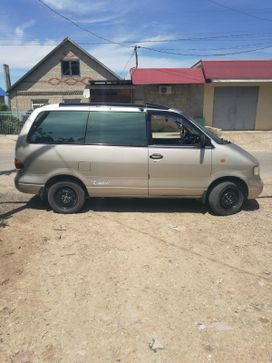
[0,169,16,176]
[86,197,260,214]
[243,199,260,211]
[0,196,261,227]
[84,197,207,214]
[0,196,49,227]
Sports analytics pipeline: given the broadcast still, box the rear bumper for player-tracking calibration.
[15,174,42,195]
[247,176,263,199]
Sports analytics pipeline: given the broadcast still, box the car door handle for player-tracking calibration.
[150,153,163,160]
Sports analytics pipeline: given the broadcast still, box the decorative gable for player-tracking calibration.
[62,50,78,59]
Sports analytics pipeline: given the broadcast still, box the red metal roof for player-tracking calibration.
[130,68,205,85]
[198,60,272,80]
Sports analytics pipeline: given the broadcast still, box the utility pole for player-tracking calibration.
[3,64,11,108]
[134,45,140,68]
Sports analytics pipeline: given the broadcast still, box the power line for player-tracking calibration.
[206,0,272,23]
[140,44,272,57]
[154,41,272,52]
[2,33,272,47]
[118,50,135,78]
[36,0,123,46]
[1,41,272,56]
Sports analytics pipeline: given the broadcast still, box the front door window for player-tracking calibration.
[150,113,202,146]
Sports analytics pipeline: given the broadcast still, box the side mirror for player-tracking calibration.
[199,134,206,148]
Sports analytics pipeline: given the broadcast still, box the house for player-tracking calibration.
[8,37,120,112]
[193,60,272,130]
[130,68,205,118]
[87,80,134,103]
[0,87,5,104]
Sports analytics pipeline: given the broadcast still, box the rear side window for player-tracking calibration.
[85,111,147,146]
[29,111,88,144]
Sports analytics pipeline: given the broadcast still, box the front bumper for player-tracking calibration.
[247,176,264,199]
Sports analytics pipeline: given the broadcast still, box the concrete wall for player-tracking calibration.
[134,84,204,118]
[9,42,118,112]
[203,82,272,130]
[255,84,272,130]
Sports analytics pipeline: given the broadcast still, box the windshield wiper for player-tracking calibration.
[220,138,231,144]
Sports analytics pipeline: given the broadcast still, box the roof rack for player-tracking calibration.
[145,103,169,110]
[58,102,170,110]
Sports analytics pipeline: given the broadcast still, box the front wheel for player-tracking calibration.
[208,181,245,216]
[48,180,86,214]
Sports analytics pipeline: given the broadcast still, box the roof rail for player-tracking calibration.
[58,102,170,110]
[145,103,169,110]
[59,102,144,108]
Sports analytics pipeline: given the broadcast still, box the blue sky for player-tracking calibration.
[1,0,272,90]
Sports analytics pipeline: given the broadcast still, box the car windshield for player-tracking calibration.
[180,112,230,145]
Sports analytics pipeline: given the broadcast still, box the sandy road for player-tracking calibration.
[0,134,272,362]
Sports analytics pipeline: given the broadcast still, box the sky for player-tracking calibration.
[1,0,272,90]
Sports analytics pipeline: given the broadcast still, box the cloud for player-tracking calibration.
[15,20,36,38]
[42,0,136,16]
[76,9,129,25]
[88,41,195,79]
[42,0,108,12]
[0,41,56,69]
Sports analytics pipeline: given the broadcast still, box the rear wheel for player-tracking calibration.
[48,180,85,214]
[208,181,245,216]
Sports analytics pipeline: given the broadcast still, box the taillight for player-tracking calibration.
[15,159,24,170]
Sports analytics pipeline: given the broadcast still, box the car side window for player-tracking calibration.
[150,113,202,146]
[28,111,88,144]
[85,111,147,146]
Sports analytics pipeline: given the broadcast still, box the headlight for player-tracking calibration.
[253,166,260,176]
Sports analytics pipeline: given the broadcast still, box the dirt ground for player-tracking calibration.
[0,134,272,362]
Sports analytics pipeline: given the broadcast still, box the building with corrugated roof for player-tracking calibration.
[193,60,272,130]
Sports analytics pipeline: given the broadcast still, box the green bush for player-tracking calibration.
[0,113,22,134]
[0,103,9,111]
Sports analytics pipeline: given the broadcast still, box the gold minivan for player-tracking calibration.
[15,103,263,215]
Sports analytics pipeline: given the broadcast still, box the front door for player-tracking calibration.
[148,112,212,197]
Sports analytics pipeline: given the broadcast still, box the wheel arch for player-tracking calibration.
[44,174,88,196]
[204,176,248,203]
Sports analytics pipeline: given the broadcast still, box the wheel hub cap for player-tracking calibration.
[221,189,239,209]
[56,187,77,208]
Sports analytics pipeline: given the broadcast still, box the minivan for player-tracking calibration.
[15,103,263,215]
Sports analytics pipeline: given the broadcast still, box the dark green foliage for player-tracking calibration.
[0,103,9,111]
[0,111,26,134]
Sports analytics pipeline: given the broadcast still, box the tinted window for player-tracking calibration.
[29,111,88,144]
[85,111,147,146]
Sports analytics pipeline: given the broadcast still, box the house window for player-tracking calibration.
[32,99,49,110]
[61,60,80,76]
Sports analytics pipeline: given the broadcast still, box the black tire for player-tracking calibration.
[47,180,85,214]
[208,181,245,216]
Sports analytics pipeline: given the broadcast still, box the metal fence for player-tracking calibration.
[0,111,30,134]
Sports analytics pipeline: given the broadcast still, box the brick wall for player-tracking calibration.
[134,84,204,118]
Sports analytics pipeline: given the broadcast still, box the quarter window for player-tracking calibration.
[29,111,88,144]
[61,60,80,76]
[85,111,147,146]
